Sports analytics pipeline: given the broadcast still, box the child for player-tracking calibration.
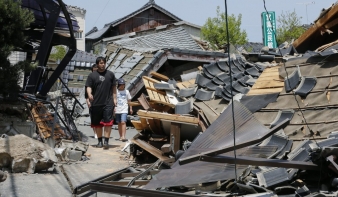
[115,78,132,142]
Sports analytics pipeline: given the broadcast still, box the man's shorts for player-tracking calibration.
[115,113,127,124]
[90,105,114,127]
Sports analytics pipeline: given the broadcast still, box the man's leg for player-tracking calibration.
[121,113,127,141]
[95,127,103,148]
[102,105,114,149]
[90,106,104,148]
[115,114,122,140]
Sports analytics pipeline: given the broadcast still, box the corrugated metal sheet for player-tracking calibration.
[145,101,278,189]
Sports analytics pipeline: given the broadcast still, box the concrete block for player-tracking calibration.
[54,148,67,161]
[12,158,37,174]
[66,149,82,161]
[60,139,89,153]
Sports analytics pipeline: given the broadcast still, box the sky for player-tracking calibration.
[63,0,335,42]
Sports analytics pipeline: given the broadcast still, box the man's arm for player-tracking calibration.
[85,74,93,102]
[128,99,133,114]
[127,90,133,114]
[112,85,117,106]
[86,87,93,102]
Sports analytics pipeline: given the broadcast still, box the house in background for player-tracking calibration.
[66,5,86,51]
[85,0,200,53]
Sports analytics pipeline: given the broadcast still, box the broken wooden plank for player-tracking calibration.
[150,71,169,81]
[143,76,160,84]
[130,138,170,161]
[247,66,284,95]
[147,118,164,135]
[161,144,172,153]
[137,110,199,124]
[170,122,181,152]
[293,3,338,52]
[139,118,150,130]
[131,120,143,131]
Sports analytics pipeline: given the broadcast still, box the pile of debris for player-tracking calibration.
[0,135,58,174]
[0,92,89,176]
[128,56,275,163]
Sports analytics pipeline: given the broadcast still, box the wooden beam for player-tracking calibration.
[139,118,150,130]
[131,120,143,131]
[129,101,142,107]
[293,3,338,49]
[170,122,181,153]
[137,110,199,124]
[130,138,170,161]
[150,71,169,81]
[145,86,166,95]
[143,76,160,84]
[161,144,172,153]
[147,118,164,135]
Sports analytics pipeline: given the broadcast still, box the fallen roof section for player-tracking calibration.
[293,3,338,52]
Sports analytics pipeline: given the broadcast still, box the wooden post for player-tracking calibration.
[170,122,181,153]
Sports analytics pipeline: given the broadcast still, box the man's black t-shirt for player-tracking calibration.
[85,70,116,106]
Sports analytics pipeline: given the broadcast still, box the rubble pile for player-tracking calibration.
[54,139,89,162]
[0,135,58,173]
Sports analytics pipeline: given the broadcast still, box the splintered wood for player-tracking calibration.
[131,110,199,132]
[176,79,196,90]
[31,102,66,140]
[142,76,174,107]
[247,66,284,95]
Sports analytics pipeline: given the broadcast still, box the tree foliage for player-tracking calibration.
[50,45,67,61]
[201,6,248,50]
[276,10,306,44]
[0,0,35,97]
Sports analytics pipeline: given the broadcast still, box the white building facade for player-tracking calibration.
[67,6,86,51]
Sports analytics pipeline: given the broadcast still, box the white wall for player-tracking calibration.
[67,7,86,51]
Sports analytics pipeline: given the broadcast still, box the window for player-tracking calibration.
[74,32,82,39]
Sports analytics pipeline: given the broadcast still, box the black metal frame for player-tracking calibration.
[199,155,318,170]
[18,93,80,141]
[74,167,131,195]
[24,0,77,96]
[89,182,199,197]
[58,77,84,116]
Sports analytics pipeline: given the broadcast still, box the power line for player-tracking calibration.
[93,0,110,26]
[224,0,238,183]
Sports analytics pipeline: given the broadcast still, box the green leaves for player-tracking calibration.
[201,6,248,50]
[50,45,67,61]
[276,10,306,44]
[0,0,34,97]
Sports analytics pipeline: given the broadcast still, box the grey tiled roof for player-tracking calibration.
[113,27,202,52]
[71,50,98,63]
[86,26,110,40]
[85,27,98,37]
[103,1,181,28]
[86,0,182,40]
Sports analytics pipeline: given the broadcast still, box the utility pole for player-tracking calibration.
[297,1,315,24]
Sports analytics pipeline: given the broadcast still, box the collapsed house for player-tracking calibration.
[74,2,338,197]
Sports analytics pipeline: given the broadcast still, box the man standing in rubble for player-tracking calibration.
[86,57,117,149]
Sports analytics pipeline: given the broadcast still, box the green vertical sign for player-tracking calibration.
[261,11,277,48]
